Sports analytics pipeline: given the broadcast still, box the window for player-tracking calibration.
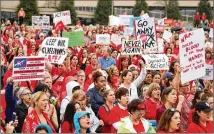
[82,7,86,11]
[79,7,83,11]
[86,7,90,12]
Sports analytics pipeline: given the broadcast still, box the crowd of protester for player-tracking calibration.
[0,11,213,133]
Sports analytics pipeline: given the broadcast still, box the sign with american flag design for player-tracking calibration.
[12,56,45,82]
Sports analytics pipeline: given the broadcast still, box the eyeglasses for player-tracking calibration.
[22,93,31,96]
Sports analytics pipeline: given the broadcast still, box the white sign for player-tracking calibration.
[119,15,133,26]
[121,40,142,55]
[38,37,68,64]
[141,13,150,19]
[158,18,166,26]
[162,30,172,42]
[13,56,45,82]
[179,28,205,84]
[124,27,134,36]
[143,54,169,70]
[111,34,121,45]
[209,28,213,38]
[109,15,119,26]
[157,38,164,53]
[32,16,50,29]
[96,34,110,45]
[135,17,157,53]
[53,10,71,25]
[201,64,213,80]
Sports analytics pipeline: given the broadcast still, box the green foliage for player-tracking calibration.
[94,0,112,25]
[132,0,149,16]
[17,0,39,25]
[165,0,180,20]
[197,0,212,20]
[57,0,78,24]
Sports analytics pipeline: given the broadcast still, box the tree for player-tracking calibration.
[197,0,212,20]
[165,0,180,20]
[57,0,78,25]
[17,0,39,25]
[132,0,149,16]
[94,0,112,25]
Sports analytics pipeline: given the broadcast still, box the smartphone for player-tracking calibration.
[12,112,18,124]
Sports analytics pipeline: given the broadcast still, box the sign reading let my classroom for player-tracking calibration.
[62,31,84,47]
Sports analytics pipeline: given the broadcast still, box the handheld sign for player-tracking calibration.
[209,28,213,38]
[124,27,134,36]
[179,28,205,84]
[162,30,172,42]
[200,64,213,80]
[13,56,45,82]
[32,16,50,29]
[121,40,143,55]
[62,31,84,47]
[135,17,157,53]
[53,10,71,25]
[143,54,169,70]
[111,34,121,45]
[109,15,120,26]
[119,15,133,26]
[96,34,110,45]
[38,37,68,64]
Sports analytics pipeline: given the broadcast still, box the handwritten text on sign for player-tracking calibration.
[179,28,205,84]
[121,40,143,55]
[39,37,68,64]
[200,64,213,80]
[143,54,169,70]
[53,10,71,25]
[96,34,110,45]
[135,18,157,53]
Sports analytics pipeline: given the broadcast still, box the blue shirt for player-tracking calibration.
[98,56,116,70]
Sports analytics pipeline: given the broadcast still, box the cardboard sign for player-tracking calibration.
[121,40,142,55]
[38,37,68,64]
[200,64,213,80]
[143,54,169,70]
[62,31,84,47]
[209,28,213,38]
[13,56,45,81]
[111,34,121,45]
[179,28,205,84]
[32,16,50,29]
[109,15,119,26]
[162,30,172,42]
[119,15,133,26]
[53,10,71,25]
[96,34,110,45]
[124,27,134,36]
[135,17,157,53]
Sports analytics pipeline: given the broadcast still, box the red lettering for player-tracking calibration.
[188,53,203,62]
[181,32,193,43]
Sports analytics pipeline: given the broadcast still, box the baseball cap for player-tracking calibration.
[195,101,212,112]
[164,72,174,79]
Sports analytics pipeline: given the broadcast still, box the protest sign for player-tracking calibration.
[119,15,133,26]
[155,25,164,32]
[200,64,213,80]
[157,38,164,53]
[38,37,68,64]
[124,27,134,36]
[111,34,121,45]
[96,34,110,45]
[158,18,166,26]
[53,10,71,25]
[130,16,143,27]
[141,13,150,19]
[209,28,213,38]
[134,17,157,53]
[143,54,169,70]
[62,31,84,47]
[121,40,143,55]
[13,56,45,82]
[162,30,172,42]
[179,28,205,84]
[32,16,50,29]
[109,15,120,26]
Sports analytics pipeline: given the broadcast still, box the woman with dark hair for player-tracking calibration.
[157,108,183,133]
[60,102,81,133]
[109,87,129,133]
[187,101,213,133]
[168,60,179,75]
[117,99,155,133]
[156,87,184,122]
[188,91,204,124]
[137,72,152,97]
[116,56,130,74]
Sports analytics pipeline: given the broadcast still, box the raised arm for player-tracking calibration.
[172,66,182,90]
[132,61,147,87]
[45,62,52,73]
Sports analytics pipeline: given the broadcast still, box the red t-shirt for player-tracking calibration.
[188,108,195,124]
[194,14,201,21]
[187,121,213,133]
[61,121,75,133]
[202,15,207,21]
[109,105,129,133]
[133,121,145,133]
[144,99,160,120]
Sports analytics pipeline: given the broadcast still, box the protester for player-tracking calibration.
[73,111,91,133]
[157,108,183,133]
[34,124,53,133]
[186,101,213,133]
[117,99,156,133]
[194,12,200,28]
[17,8,25,25]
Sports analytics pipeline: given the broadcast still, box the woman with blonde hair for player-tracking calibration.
[22,91,56,133]
[107,65,119,91]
